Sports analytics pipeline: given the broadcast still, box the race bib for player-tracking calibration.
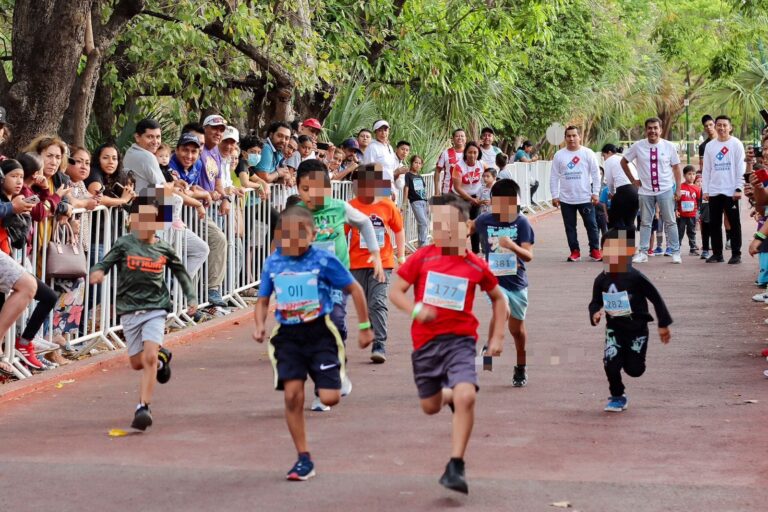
[423,271,469,311]
[275,272,320,322]
[488,252,517,276]
[312,240,336,254]
[360,227,386,250]
[602,291,631,317]
[681,200,695,213]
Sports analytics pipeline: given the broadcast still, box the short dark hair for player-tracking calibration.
[240,135,263,152]
[297,134,312,145]
[396,140,411,149]
[357,129,372,137]
[452,128,466,137]
[17,152,43,179]
[463,141,481,162]
[285,194,303,208]
[428,193,470,221]
[483,168,497,178]
[522,140,533,148]
[601,227,636,248]
[181,122,204,135]
[267,121,291,137]
[277,206,315,232]
[481,127,495,136]
[491,178,520,197]
[135,118,161,135]
[715,115,732,124]
[644,117,662,128]
[564,125,581,135]
[495,153,508,169]
[701,115,714,125]
[601,143,619,154]
[683,164,696,174]
[296,159,330,187]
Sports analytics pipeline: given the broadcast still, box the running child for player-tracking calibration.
[589,228,672,413]
[252,206,373,481]
[677,165,700,255]
[389,194,507,494]
[296,159,382,410]
[478,168,496,215]
[473,179,534,387]
[404,155,429,247]
[90,190,197,430]
[346,164,405,363]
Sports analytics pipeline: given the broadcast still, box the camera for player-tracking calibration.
[754,146,763,159]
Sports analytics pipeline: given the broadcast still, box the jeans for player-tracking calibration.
[351,269,391,349]
[410,200,429,247]
[676,217,697,251]
[560,202,600,252]
[638,190,679,253]
[709,194,741,257]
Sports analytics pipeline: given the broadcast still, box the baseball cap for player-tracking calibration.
[222,126,240,142]
[177,132,202,148]
[0,106,6,125]
[340,138,360,150]
[302,118,323,131]
[203,114,227,127]
[373,120,390,131]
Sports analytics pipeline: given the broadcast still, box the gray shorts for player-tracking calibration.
[411,335,478,399]
[120,309,167,357]
[0,251,24,294]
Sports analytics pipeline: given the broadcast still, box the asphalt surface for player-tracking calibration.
[1,210,766,512]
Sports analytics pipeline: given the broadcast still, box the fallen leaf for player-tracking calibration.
[234,321,240,325]
[551,502,571,509]
[55,379,76,389]
[108,429,128,437]
[744,399,759,404]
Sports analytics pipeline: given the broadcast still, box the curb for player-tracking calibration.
[0,306,253,405]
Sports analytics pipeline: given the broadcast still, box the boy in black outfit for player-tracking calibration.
[589,228,672,413]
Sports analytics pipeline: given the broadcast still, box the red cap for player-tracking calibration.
[302,118,323,130]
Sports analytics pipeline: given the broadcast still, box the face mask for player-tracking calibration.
[248,153,261,167]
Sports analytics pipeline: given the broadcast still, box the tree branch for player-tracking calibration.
[142,10,294,88]
[94,0,145,49]
[366,0,407,66]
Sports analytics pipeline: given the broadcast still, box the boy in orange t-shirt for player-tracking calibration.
[346,163,405,363]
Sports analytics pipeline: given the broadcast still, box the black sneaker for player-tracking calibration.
[706,254,724,263]
[131,405,153,431]
[286,453,316,481]
[727,255,741,265]
[512,365,527,387]
[439,458,468,494]
[157,348,172,384]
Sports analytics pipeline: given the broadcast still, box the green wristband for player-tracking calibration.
[359,321,372,330]
[411,302,424,320]
[756,232,767,240]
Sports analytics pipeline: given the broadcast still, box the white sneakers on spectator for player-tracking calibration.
[753,292,768,303]
[31,337,61,353]
[632,252,648,263]
[671,253,682,264]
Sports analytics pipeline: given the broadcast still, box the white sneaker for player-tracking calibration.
[30,337,60,353]
[671,253,682,264]
[341,374,352,397]
[763,318,768,325]
[764,369,768,378]
[752,293,768,303]
[632,252,648,263]
[310,396,331,412]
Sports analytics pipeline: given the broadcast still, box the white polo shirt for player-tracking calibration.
[622,139,680,196]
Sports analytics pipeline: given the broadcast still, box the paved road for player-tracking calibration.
[1,211,766,511]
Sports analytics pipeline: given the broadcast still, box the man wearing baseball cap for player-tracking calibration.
[299,118,323,143]
[362,120,399,197]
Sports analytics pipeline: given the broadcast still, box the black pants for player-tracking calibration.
[530,181,539,202]
[700,221,711,251]
[469,198,480,254]
[709,194,741,257]
[0,278,58,340]
[608,184,639,229]
[596,205,608,235]
[677,217,697,251]
[603,325,648,397]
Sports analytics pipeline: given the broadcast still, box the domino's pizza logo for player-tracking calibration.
[566,156,581,169]
[716,147,729,161]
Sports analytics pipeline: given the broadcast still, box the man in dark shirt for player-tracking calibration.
[698,114,716,172]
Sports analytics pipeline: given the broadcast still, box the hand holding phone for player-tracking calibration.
[755,168,768,187]
[24,195,41,205]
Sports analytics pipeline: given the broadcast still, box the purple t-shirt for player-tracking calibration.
[198,145,222,192]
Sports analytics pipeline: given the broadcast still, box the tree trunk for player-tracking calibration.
[2,0,91,155]
[294,81,338,122]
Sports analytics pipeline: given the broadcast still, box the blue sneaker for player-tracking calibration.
[286,454,316,481]
[664,247,673,257]
[604,395,629,412]
[207,288,227,308]
[653,247,663,256]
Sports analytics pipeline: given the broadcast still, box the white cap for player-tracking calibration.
[203,114,227,127]
[222,126,239,142]
[373,120,390,131]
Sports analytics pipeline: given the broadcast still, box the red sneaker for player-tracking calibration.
[647,249,654,256]
[15,339,44,370]
[567,250,581,262]
[590,249,603,261]
[761,348,768,357]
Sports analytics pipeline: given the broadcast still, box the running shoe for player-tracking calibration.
[689,249,700,256]
[728,255,741,265]
[131,404,153,431]
[29,337,60,353]
[157,347,172,384]
[700,250,710,259]
[512,365,527,387]
[653,247,663,256]
[286,453,316,481]
[751,292,768,303]
[632,252,648,263]
[604,395,629,412]
[310,396,330,412]
[764,369,768,378]
[706,254,724,263]
[341,374,353,397]
[671,253,682,264]
[761,348,768,357]
[370,343,386,364]
[15,341,44,370]
[566,250,581,262]
[439,459,468,494]
[664,247,673,257]
[207,288,228,308]
[589,249,603,262]
[646,249,654,256]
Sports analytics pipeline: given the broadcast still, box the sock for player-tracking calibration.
[136,403,145,410]
[18,337,31,346]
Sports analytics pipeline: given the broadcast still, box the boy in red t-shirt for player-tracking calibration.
[677,165,700,255]
[389,194,507,495]
[346,164,405,363]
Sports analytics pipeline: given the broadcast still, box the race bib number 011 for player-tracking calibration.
[602,291,631,317]
[423,271,469,311]
[275,272,320,322]
[488,252,517,276]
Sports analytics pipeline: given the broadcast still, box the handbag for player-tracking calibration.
[46,222,87,280]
